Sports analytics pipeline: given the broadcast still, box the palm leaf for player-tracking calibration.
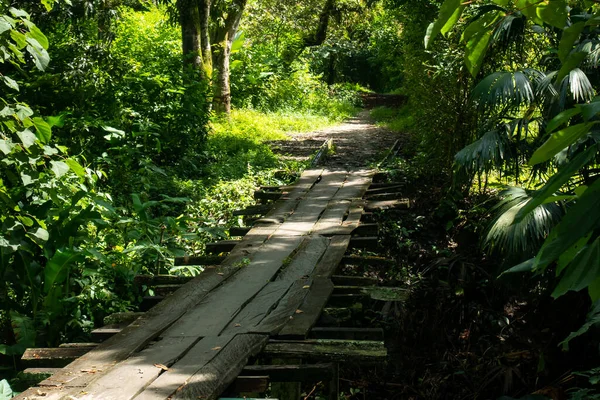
[472,71,536,110]
[483,186,564,263]
[455,128,509,173]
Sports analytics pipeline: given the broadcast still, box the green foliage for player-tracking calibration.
[0,380,13,400]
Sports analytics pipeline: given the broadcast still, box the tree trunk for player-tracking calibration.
[199,0,212,78]
[211,0,247,114]
[178,0,203,77]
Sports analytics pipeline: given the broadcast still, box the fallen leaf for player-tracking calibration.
[211,346,222,351]
[295,309,304,314]
[217,272,224,276]
[234,323,241,327]
[153,363,169,371]
[302,285,310,289]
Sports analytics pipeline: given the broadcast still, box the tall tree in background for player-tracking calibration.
[175,0,247,114]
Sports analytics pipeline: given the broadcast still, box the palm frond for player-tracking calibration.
[568,68,595,103]
[455,128,509,173]
[483,187,564,263]
[490,13,526,53]
[472,71,536,110]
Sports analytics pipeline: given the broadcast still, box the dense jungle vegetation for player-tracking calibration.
[2,0,600,398]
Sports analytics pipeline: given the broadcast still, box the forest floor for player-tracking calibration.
[269,110,401,169]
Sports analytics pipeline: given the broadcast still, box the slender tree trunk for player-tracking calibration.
[199,0,212,78]
[178,0,203,77]
[212,0,247,114]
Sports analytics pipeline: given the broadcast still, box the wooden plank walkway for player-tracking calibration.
[17,168,377,400]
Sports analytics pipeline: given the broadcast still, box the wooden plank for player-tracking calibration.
[161,236,305,339]
[263,339,387,362]
[153,284,183,296]
[91,326,123,342]
[254,190,283,201]
[13,387,63,400]
[135,335,236,400]
[230,376,269,393]
[364,192,403,201]
[37,264,251,389]
[223,237,328,335]
[320,199,365,235]
[77,335,203,400]
[311,139,333,166]
[232,204,272,216]
[365,199,410,211]
[174,255,226,266]
[58,343,98,349]
[205,240,239,254]
[239,364,334,382]
[348,236,378,250]
[22,348,94,368]
[365,184,404,194]
[330,275,378,286]
[311,200,351,235]
[22,368,61,377]
[171,334,269,400]
[277,278,334,340]
[352,223,378,236]
[229,226,251,237]
[134,275,193,286]
[310,327,384,341]
[341,255,395,267]
[313,235,350,278]
[332,170,373,200]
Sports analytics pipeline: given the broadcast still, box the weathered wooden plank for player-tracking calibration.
[310,327,384,341]
[232,204,272,216]
[58,343,98,349]
[254,190,283,201]
[348,236,379,250]
[13,387,63,400]
[352,223,379,236]
[364,192,403,201]
[311,200,351,235]
[311,139,333,166]
[277,278,334,340]
[22,348,94,368]
[205,240,239,254]
[22,368,61,377]
[239,364,335,382]
[332,170,373,200]
[229,226,251,237]
[134,275,193,286]
[36,264,248,390]
[77,336,201,400]
[153,284,182,296]
[313,235,350,278]
[161,236,305,339]
[365,199,410,211]
[320,199,365,235]
[135,335,236,400]
[365,184,404,194]
[263,339,387,362]
[341,255,395,267]
[222,237,328,335]
[230,376,269,393]
[173,255,226,266]
[91,326,124,342]
[330,275,378,286]
[171,334,269,400]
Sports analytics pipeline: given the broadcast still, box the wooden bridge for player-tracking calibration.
[17,167,409,400]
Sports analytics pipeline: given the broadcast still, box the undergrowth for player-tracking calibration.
[370,105,415,133]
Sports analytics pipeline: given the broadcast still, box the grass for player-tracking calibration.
[370,105,415,133]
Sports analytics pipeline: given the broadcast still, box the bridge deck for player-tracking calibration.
[17,168,376,400]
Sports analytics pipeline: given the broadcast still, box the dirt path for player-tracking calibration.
[270,110,400,170]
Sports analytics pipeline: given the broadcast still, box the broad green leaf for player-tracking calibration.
[50,160,70,178]
[33,117,51,143]
[536,0,567,29]
[516,145,597,221]
[0,17,12,35]
[576,98,600,121]
[499,257,535,277]
[26,38,50,71]
[546,108,581,134]
[515,0,543,24]
[9,8,30,19]
[25,24,49,49]
[15,104,33,120]
[556,51,587,84]
[0,139,14,155]
[533,177,600,271]
[10,30,27,48]
[27,227,49,246]
[559,22,585,63]
[589,276,600,302]
[557,233,592,275]
[493,0,510,5]
[10,311,35,348]
[463,11,502,77]
[65,158,85,177]
[424,0,464,48]
[231,31,245,52]
[574,185,587,197]
[3,76,18,91]
[559,300,600,350]
[529,123,595,165]
[0,379,13,400]
[41,0,56,11]
[16,129,37,148]
[47,114,66,128]
[552,236,600,298]
[44,249,84,292]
